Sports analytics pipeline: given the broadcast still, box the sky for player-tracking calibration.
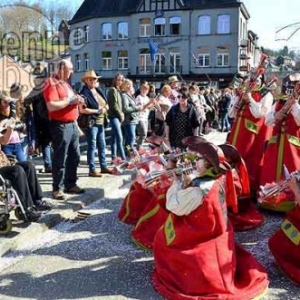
[242,0,300,51]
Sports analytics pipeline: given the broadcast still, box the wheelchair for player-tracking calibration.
[0,174,28,235]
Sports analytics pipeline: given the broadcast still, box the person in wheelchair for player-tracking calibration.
[0,117,51,222]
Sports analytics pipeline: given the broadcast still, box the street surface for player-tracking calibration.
[0,132,298,299]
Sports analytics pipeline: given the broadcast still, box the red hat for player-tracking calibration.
[181,136,208,146]
[189,142,238,213]
[219,143,250,195]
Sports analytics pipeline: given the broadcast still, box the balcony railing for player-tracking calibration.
[136,65,183,75]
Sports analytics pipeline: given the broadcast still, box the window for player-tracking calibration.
[216,53,229,67]
[170,17,181,35]
[154,18,165,36]
[75,54,81,71]
[139,18,151,37]
[118,22,128,39]
[84,25,89,42]
[198,16,211,35]
[84,53,89,70]
[197,54,210,67]
[217,15,230,34]
[74,28,83,45]
[139,48,151,74]
[154,53,165,74]
[102,51,112,69]
[170,52,181,73]
[118,50,128,69]
[102,23,112,40]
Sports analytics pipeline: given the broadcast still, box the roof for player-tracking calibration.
[70,0,245,25]
[69,0,138,24]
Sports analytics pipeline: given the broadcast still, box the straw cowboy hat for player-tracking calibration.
[81,70,101,83]
[168,75,179,83]
[0,90,11,101]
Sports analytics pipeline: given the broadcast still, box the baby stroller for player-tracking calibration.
[0,174,28,235]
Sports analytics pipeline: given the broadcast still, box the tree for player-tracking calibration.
[0,0,78,60]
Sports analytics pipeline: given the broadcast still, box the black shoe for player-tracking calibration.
[36,200,52,211]
[44,167,52,173]
[64,185,85,194]
[24,207,42,222]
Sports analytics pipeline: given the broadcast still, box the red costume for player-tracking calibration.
[153,176,268,300]
[219,144,265,231]
[118,180,154,225]
[259,99,300,212]
[131,183,170,251]
[227,90,273,192]
[269,204,300,284]
[153,143,269,300]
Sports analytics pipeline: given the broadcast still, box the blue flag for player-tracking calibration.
[149,40,158,63]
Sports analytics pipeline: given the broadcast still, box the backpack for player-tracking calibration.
[32,93,49,121]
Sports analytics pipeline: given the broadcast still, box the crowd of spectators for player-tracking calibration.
[0,58,239,221]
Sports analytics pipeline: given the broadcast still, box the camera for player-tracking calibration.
[14,122,26,133]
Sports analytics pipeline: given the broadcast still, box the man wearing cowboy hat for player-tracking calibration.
[168,75,180,106]
[79,70,113,177]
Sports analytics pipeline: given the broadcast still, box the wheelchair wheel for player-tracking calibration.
[0,219,12,235]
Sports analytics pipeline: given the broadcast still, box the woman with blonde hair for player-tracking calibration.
[0,90,26,162]
[10,83,35,160]
[121,79,143,153]
[154,84,172,137]
[135,81,155,149]
[107,73,126,161]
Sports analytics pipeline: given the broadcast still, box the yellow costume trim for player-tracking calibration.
[165,214,176,245]
[135,203,160,228]
[268,136,277,144]
[287,134,300,147]
[121,192,132,222]
[245,119,259,134]
[281,219,300,246]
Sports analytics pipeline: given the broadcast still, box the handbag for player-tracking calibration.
[77,113,95,130]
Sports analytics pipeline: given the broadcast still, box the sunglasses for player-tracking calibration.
[178,95,187,99]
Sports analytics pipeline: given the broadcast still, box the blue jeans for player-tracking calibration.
[123,123,137,151]
[2,143,26,162]
[220,111,231,131]
[86,123,107,172]
[20,136,29,160]
[49,121,80,191]
[110,117,126,160]
[42,143,53,169]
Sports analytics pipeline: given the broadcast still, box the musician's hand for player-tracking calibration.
[287,177,300,203]
[243,92,252,103]
[287,97,298,107]
[166,158,177,170]
[274,110,286,123]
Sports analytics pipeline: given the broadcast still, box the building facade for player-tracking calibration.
[69,0,255,90]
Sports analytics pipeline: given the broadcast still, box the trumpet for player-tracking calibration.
[260,77,278,97]
[275,81,300,123]
[235,53,268,110]
[258,169,300,203]
[142,165,195,187]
